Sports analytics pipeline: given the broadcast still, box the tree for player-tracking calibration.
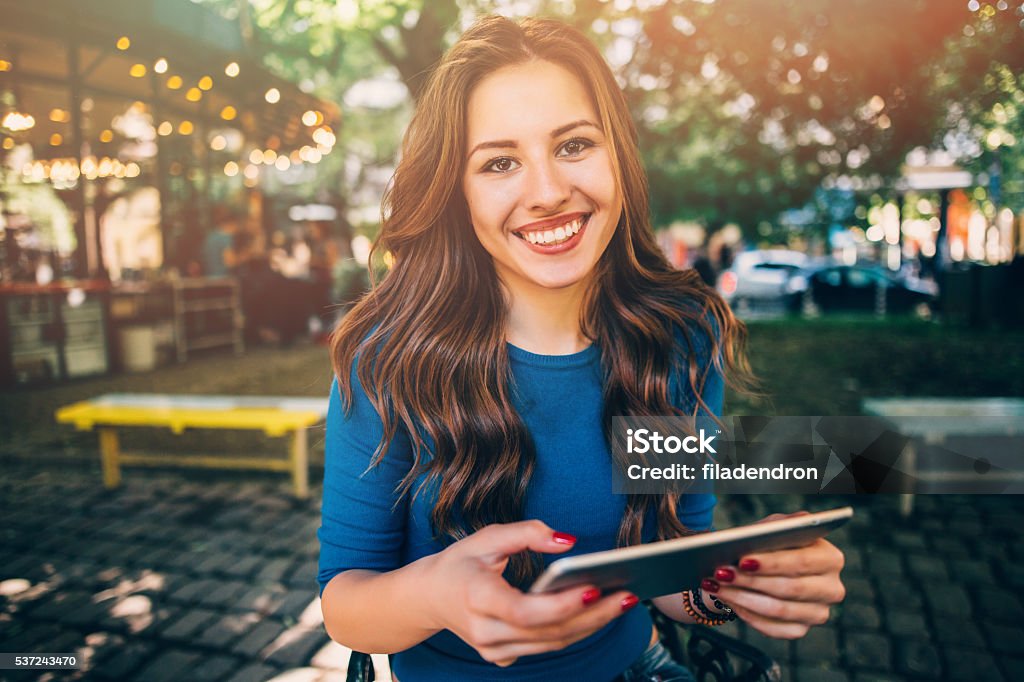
[556,0,972,231]
[933,1,1024,212]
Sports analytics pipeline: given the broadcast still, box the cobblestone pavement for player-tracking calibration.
[1,458,1022,681]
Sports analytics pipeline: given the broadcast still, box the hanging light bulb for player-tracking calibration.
[2,112,36,132]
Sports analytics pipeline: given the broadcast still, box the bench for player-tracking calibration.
[55,393,328,498]
[862,397,1024,515]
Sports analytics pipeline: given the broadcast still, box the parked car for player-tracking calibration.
[716,250,809,312]
[785,263,937,317]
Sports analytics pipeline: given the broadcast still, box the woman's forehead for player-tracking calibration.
[465,60,599,149]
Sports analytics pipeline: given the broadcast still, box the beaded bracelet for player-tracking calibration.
[706,589,736,619]
[681,589,733,626]
[696,585,737,621]
[690,586,719,620]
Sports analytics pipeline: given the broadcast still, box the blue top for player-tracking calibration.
[318,329,723,682]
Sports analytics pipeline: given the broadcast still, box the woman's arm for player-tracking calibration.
[322,521,639,664]
[321,559,442,653]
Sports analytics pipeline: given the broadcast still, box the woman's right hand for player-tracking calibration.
[423,520,639,667]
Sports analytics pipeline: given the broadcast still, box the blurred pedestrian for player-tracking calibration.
[201,206,241,278]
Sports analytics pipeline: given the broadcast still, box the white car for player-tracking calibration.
[716,250,809,312]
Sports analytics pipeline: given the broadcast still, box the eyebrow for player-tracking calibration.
[466,119,601,160]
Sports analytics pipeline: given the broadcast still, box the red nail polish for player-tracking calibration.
[582,588,601,605]
[739,558,760,572]
[552,532,577,545]
[621,595,639,611]
[701,578,720,593]
[714,567,736,582]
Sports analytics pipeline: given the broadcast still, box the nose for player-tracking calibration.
[524,158,571,213]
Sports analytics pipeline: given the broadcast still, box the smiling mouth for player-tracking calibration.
[513,214,590,246]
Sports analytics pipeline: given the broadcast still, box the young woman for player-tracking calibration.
[319,15,845,682]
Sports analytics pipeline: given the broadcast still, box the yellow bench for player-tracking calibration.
[56,394,328,498]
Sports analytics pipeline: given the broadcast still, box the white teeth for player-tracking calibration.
[519,215,587,245]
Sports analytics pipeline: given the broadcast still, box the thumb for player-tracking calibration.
[467,520,578,563]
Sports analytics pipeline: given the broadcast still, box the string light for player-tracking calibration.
[2,138,14,150]
[2,112,36,131]
[49,109,70,123]
[157,121,173,136]
[243,163,259,179]
[301,110,318,126]
[116,36,131,50]
[210,135,227,151]
[220,106,237,121]
[262,149,278,165]
[186,87,202,102]
[99,129,114,143]
[178,120,194,135]
[275,156,290,171]
[0,60,12,71]
[225,62,240,77]
[198,76,213,90]
[50,133,63,146]
[249,149,264,164]
[264,88,280,104]
[154,58,168,74]
[125,163,141,178]
[224,161,239,176]
[167,75,183,90]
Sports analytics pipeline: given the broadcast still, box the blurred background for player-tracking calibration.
[1,1,1023,681]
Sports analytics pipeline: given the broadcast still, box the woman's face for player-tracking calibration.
[462,59,622,298]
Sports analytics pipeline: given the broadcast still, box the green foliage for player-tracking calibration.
[194,0,1022,236]
[933,2,1024,211]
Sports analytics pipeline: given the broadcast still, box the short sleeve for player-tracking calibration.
[317,367,413,597]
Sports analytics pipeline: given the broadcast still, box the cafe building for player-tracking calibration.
[0,0,340,385]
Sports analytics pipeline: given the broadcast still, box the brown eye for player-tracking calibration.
[484,157,519,173]
[558,137,593,157]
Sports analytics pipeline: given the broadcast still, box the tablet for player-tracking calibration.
[529,507,853,600]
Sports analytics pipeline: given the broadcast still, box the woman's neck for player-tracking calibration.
[504,281,592,355]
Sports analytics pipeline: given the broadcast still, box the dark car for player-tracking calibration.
[785,263,937,317]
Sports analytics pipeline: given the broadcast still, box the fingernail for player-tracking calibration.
[582,588,601,606]
[739,558,760,572]
[701,578,720,593]
[621,595,639,611]
[714,567,735,582]
[552,532,577,545]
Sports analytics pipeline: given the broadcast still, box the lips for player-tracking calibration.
[512,213,591,247]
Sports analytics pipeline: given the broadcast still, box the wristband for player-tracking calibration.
[682,589,734,626]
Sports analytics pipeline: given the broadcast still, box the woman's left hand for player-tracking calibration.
[703,512,846,639]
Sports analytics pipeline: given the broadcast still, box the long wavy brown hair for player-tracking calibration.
[330,15,757,585]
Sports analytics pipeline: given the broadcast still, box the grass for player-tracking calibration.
[731,317,1024,415]
[3,317,1022,463]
